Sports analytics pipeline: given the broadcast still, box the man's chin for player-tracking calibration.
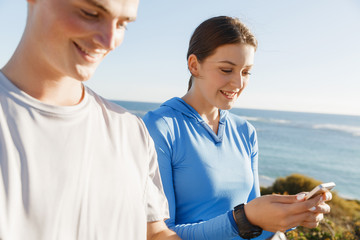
[74,66,97,81]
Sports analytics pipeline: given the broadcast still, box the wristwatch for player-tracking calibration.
[233,203,263,239]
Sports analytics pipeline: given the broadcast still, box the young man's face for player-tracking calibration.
[27,0,139,81]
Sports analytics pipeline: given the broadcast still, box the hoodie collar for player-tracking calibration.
[162,97,228,143]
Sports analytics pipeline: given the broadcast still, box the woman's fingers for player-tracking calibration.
[287,194,323,215]
[300,213,324,228]
[322,191,332,201]
[265,194,306,204]
[280,211,324,230]
[309,202,331,214]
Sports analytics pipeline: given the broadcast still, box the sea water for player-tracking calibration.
[113,100,360,200]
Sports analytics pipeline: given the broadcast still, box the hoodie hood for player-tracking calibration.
[161,97,228,124]
[161,97,228,142]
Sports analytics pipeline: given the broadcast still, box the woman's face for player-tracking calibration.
[192,43,255,110]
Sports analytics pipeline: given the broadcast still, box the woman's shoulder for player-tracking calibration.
[143,98,186,135]
[144,104,179,124]
[227,111,256,134]
[144,97,188,123]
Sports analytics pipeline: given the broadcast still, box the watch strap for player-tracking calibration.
[234,203,263,239]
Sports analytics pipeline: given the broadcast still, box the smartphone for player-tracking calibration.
[305,182,336,200]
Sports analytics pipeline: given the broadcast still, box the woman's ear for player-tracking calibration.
[187,54,200,77]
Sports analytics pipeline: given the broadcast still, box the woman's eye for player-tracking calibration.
[221,69,232,73]
[81,9,99,18]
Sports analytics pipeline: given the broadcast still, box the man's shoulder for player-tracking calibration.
[86,88,153,143]
[87,87,130,113]
[86,87,143,124]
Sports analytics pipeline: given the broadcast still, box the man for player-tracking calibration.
[0,0,180,239]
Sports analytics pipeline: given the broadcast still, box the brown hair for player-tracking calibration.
[187,16,258,91]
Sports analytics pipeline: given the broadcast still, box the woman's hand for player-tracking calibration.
[242,191,332,232]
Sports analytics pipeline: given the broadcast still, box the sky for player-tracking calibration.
[1,0,360,116]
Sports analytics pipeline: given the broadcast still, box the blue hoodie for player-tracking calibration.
[143,97,273,240]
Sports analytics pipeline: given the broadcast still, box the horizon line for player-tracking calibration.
[110,98,360,118]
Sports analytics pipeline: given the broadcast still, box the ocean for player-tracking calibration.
[113,100,360,200]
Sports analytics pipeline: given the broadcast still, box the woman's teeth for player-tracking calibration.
[221,90,237,97]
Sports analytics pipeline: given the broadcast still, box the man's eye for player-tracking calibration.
[243,71,252,76]
[117,22,128,30]
[81,9,99,18]
[221,69,232,73]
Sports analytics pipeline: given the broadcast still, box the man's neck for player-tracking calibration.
[1,46,85,106]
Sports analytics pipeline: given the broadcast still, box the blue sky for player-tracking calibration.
[1,0,359,116]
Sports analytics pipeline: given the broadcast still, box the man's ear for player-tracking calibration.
[187,54,200,77]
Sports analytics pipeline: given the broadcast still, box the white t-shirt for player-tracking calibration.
[0,72,169,240]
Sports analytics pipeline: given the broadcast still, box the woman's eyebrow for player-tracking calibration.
[217,60,254,68]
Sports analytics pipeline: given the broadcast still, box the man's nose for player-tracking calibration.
[93,21,122,51]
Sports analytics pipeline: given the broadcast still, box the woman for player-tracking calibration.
[143,16,331,240]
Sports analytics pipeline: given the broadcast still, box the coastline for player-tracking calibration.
[259,175,275,188]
